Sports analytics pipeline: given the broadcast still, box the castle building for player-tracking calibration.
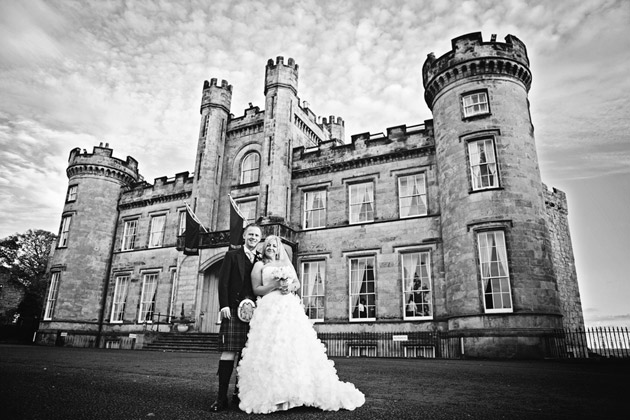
[39,32,584,358]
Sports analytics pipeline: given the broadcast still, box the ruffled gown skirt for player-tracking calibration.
[237,291,365,414]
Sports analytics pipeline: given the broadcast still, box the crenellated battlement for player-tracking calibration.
[119,171,193,209]
[200,78,233,114]
[422,32,532,109]
[543,184,569,215]
[203,78,233,92]
[66,143,139,185]
[264,56,298,95]
[322,115,344,126]
[292,121,434,178]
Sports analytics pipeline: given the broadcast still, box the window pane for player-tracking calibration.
[463,92,489,117]
[139,273,159,322]
[402,252,433,318]
[349,183,374,224]
[350,256,376,320]
[398,174,427,218]
[66,185,77,202]
[44,272,60,320]
[111,276,130,322]
[241,153,260,184]
[178,211,186,236]
[122,220,138,251]
[58,216,71,247]
[149,216,166,248]
[304,190,326,229]
[301,261,325,321]
[468,139,498,190]
[236,199,257,225]
[478,231,512,312]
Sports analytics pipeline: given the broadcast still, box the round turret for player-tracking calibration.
[201,78,233,114]
[47,144,139,325]
[423,33,561,350]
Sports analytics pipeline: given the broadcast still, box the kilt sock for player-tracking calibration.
[217,359,234,403]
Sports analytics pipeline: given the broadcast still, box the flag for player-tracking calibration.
[183,202,207,255]
[229,195,246,248]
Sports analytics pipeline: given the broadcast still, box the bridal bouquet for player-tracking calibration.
[271,265,295,287]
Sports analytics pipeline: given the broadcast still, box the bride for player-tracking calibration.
[237,235,365,414]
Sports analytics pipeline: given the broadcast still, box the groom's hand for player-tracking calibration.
[220,307,231,320]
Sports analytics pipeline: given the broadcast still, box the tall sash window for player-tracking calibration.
[468,139,498,190]
[402,252,432,319]
[304,190,326,229]
[43,272,61,320]
[149,215,166,248]
[398,174,427,218]
[478,231,512,312]
[349,182,374,224]
[349,256,376,320]
[111,275,130,323]
[139,273,159,322]
[301,261,326,321]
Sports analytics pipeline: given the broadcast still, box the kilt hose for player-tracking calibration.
[218,308,250,352]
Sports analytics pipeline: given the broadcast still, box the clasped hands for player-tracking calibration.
[277,278,293,295]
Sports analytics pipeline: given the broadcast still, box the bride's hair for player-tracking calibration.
[262,235,282,262]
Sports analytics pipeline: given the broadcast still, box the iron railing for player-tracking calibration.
[317,327,630,359]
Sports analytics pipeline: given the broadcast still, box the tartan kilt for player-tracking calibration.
[218,308,250,352]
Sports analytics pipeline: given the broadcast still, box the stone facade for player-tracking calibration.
[38,32,584,358]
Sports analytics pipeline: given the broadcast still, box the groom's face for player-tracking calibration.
[243,226,262,251]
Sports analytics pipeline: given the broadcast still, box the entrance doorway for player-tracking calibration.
[200,261,222,333]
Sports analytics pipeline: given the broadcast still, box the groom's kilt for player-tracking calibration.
[218,308,250,352]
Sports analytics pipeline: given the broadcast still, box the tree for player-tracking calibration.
[0,229,56,319]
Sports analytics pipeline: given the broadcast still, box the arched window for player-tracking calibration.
[240,152,260,184]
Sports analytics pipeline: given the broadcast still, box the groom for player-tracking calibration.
[210,223,262,412]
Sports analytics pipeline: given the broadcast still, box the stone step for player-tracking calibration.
[143,332,220,353]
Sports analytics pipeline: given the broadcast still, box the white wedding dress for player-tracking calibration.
[237,265,365,414]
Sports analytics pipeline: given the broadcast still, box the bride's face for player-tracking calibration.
[264,240,278,260]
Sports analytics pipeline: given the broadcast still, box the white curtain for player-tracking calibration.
[351,259,367,311]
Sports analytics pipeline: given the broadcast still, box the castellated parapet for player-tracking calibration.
[200,78,232,114]
[422,32,532,109]
[67,144,139,185]
[264,56,298,95]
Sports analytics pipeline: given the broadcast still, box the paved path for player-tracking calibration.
[0,344,627,419]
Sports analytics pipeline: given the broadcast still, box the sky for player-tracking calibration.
[0,0,628,328]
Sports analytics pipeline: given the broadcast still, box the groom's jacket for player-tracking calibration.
[218,247,256,311]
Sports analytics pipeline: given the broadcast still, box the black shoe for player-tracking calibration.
[210,398,228,413]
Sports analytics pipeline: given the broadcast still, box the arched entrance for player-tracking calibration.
[200,260,222,333]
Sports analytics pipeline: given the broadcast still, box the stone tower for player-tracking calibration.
[192,78,232,230]
[423,33,562,355]
[262,56,298,220]
[49,145,138,327]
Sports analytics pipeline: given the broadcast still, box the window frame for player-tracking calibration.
[301,260,326,322]
[240,152,260,185]
[303,189,327,229]
[467,137,500,191]
[348,181,375,225]
[121,219,138,251]
[461,90,490,119]
[138,272,159,323]
[58,215,71,248]
[348,255,377,322]
[66,185,78,202]
[110,275,130,323]
[177,210,186,236]
[398,173,428,218]
[477,230,513,313]
[234,197,258,226]
[43,272,61,320]
[401,251,433,320]
[148,214,166,248]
